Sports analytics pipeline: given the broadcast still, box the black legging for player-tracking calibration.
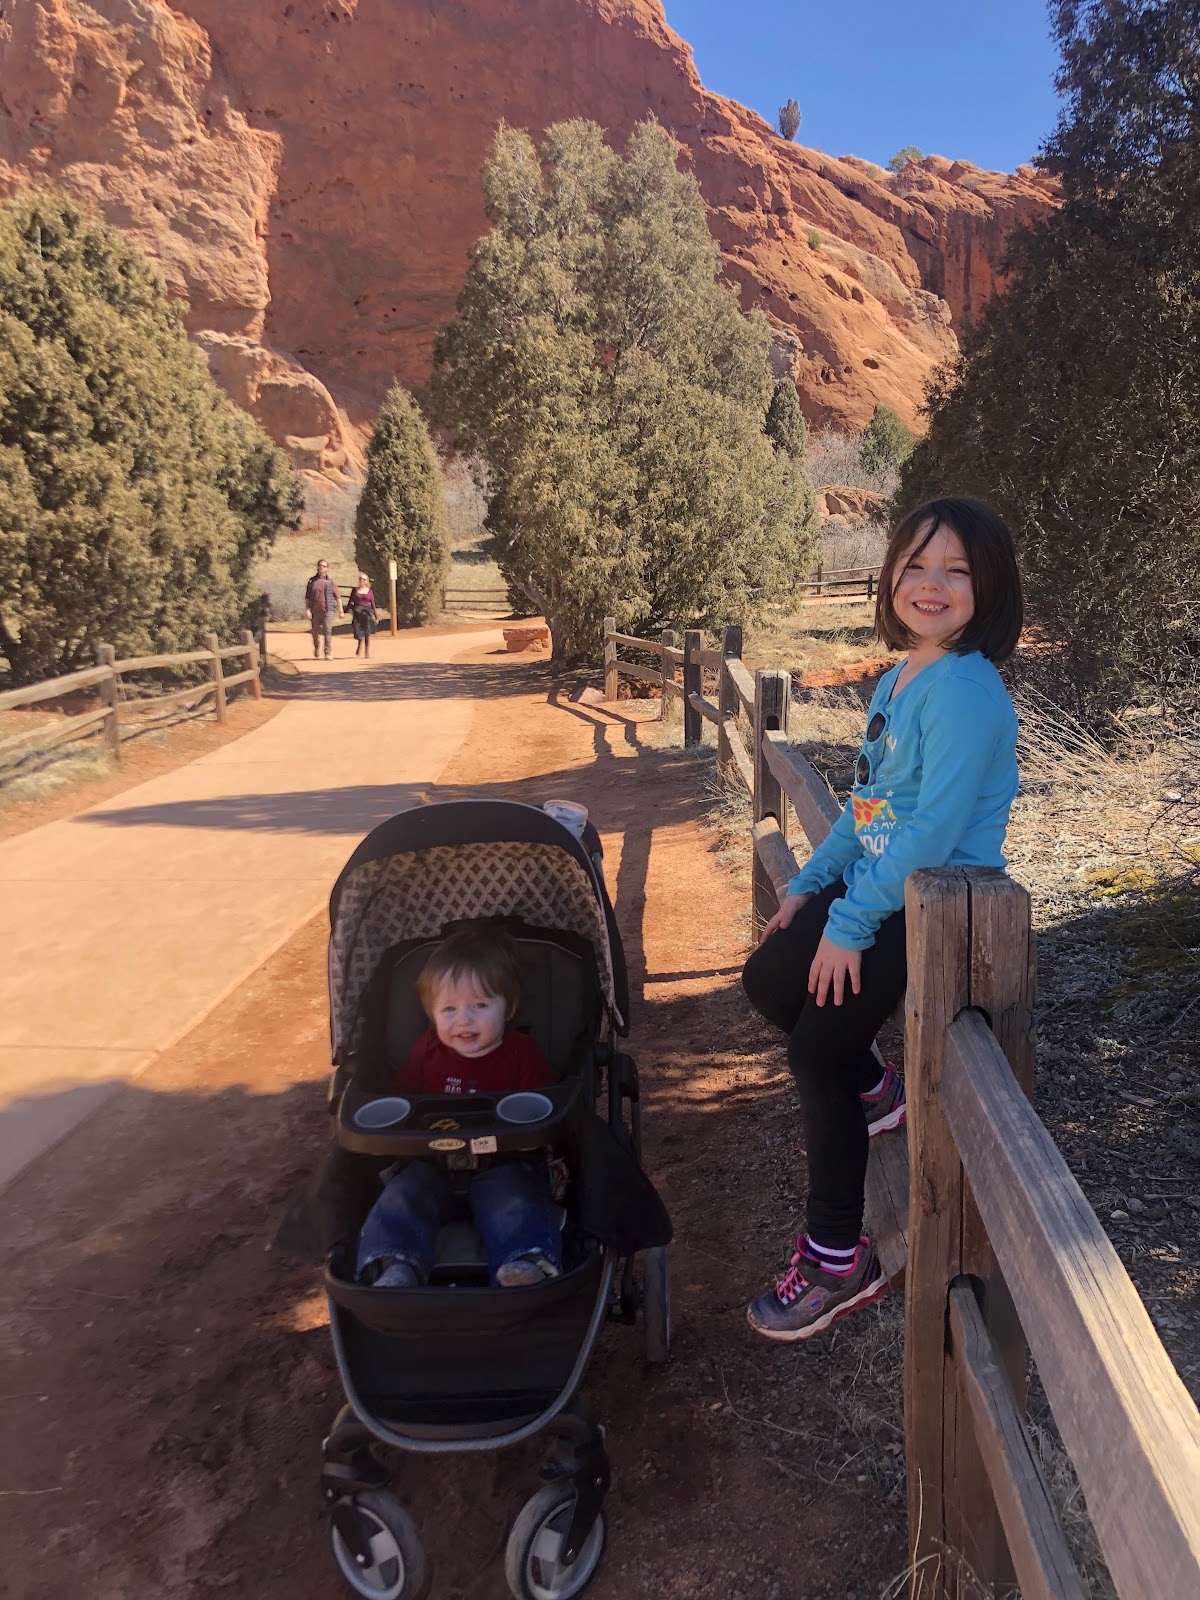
[741,880,907,1247]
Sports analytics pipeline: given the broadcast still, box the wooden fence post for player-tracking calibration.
[603,617,618,702]
[751,668,789,932]
[206,632,227,724]
[716,624,743,779]
[241,629,263,701]
[903,868,1036,1598]
[682,629,702,746]
[95,643,121,763]
[867,572,875,603]
[815,561,823,596]
[660,629,678,719]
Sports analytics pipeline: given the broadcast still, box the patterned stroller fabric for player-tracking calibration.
[329,839,620,1058]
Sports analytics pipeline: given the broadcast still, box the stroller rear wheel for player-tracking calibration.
[504,1483,607,1600]
[330,1489,429,1600]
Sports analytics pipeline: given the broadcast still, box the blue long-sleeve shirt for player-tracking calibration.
[788,650,1019,952]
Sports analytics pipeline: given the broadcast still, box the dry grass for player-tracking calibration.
[0,744,114,810]
[745,602,889,681]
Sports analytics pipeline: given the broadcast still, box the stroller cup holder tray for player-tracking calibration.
[335,1077,582,1157]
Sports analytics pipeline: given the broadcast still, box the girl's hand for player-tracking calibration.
[808,936,861,1007]
[759,892,811,944]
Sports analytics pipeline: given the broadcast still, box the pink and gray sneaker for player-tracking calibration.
[746,1235,888,1341]
[861,1063,906,1138]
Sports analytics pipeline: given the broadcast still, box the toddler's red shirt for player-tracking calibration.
[398,1029,553,1097]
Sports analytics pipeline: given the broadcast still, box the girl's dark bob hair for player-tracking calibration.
[875,496,1023,664]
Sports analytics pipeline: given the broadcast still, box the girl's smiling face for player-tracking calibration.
[431,973,508,1058]
[891,521,975,653]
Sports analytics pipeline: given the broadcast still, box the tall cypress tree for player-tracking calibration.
[354,384,449,626]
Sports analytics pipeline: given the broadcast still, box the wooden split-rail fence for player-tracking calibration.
[602,618,1200,1597]
[0,631,262,771]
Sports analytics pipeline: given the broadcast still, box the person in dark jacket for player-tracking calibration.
[305,559,343,659]
[348,572,379,658]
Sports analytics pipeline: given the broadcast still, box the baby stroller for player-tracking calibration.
[316,799,671,1600]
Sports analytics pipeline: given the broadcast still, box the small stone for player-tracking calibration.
[1111,1209,1130,1221]
[1127,1196,1146,1213]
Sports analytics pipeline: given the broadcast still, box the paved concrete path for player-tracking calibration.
[0,625,502,1187]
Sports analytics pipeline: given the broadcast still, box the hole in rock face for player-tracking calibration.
[863,357,880,369]
[851,286,864,303]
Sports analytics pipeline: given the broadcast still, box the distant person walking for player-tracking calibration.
[348,572,379,659]
[305,559,343,660]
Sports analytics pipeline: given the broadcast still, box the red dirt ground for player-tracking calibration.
[0,645,907,1600]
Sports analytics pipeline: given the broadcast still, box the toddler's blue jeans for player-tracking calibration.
[356,1159,562,1284]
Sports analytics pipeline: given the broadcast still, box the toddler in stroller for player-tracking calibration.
[296,799,671,1600]
[356,927,564,1289]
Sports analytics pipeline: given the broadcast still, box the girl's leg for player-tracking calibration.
[355,1160,452,1282]
[470,1160,562,1281]
[741,882,881,1097]
[786,909,908,1247]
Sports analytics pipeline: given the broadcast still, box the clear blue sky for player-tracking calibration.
[661,1,1063,173]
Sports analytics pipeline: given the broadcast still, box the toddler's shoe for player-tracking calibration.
[746,1235,887,1341]
[370,1258,422,1289]
[496,1250,561,1288]
[862,1063,906,1137]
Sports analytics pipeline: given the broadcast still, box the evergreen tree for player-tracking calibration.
[778,100,801,141]
[887,146,924,172]
[765,378,807,460]
[860,404,913,476]
[354,383,448,625]
[0,191,301,684]
[430,119,817,661]
[898,0,1200,718]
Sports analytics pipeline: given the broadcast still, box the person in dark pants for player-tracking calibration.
[741,497,1024,1342]
[305,559,343,659]
[348,572,378,658]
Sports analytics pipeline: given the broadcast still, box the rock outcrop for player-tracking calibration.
[0,0,1056,457]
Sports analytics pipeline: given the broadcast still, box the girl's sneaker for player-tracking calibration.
[746,1235,888,1341]
[862,1063,906,1137]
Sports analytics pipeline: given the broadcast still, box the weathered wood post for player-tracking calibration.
[603,617,618,702]
[95,643,121,763]
[682,629,702,747]
[716,624,743,779]
[815,561,823,596]
[751,668,789,932]
[867,572,875,603]
[206,632,228,724]
[660,629,678,720]
[903,868,1036,1598]
[389,557,399,638]
[241,629,263,701]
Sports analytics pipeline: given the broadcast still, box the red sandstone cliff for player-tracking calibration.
[0,0,1055,465]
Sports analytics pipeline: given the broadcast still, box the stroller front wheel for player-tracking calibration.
[504,1483,607,1600]
[330,1489,429,1600]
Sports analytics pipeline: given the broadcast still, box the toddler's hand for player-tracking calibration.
[759,892,811,944]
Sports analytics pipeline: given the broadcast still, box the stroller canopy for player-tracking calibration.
[328,800,627,1060]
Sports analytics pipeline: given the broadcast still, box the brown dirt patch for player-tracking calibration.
[0,647,907,1600]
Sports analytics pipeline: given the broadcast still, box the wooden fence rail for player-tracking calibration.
[599,617,1200,1596]
[0,630,261,771]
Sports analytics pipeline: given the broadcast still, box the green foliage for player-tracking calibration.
[0,190,301,685]
[898,0,1200,720]
[429,118,818,662]
[807,229,821,250]
[765,378,807,461]
[778,99,801,141]
[860,405,913,476]
[887,146,925,173]
[354,384,448,626]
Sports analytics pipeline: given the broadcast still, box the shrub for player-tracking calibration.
[897,0,1200,721]
[807,228,822,250]
[765,378,807,460]
[430,118,818,661]
[778,99,801,141]
[0,191,301,684]
[860,405,913,477]
[354,384,449,626]
[887,146,924,172]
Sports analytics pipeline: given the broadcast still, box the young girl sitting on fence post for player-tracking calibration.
[740,496,1023,1340]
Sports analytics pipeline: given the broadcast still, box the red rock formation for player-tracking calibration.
[0,0,1057,453]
